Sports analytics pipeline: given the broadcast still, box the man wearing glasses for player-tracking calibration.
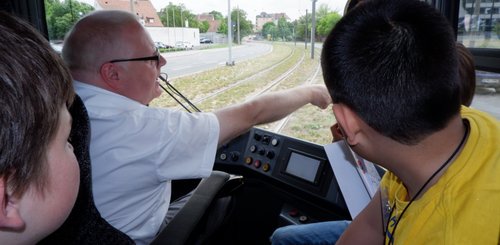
[62,10,331,245]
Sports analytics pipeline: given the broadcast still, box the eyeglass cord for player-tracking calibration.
[158,73,201,113]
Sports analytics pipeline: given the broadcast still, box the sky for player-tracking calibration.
[80,0,349,23]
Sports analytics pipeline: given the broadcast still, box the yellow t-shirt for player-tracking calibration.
[381,107,500,245]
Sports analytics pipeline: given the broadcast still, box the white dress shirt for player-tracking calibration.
[74,81,219,245]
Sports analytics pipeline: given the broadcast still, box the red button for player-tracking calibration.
[288,208,299,217]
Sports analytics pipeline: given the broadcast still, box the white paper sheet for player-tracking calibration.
[324,141,381,218]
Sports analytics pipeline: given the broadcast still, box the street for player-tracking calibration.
[160,42,272,79]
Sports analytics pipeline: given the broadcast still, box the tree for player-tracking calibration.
[199,20,210,33]
[295,14,311,41]
[262,22,276,40]
[277,17,293,41]
[218,20,227,35]
[316,12,342,38]
[158,3,200,29]
[316,4,330,20]
[218,8,253,43]
[45,0,94,40]
[209,10,224,20]
[293,7,342,41]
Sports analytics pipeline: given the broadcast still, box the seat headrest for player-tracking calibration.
[39,94,134,245]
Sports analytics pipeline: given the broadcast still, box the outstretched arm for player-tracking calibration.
[214,84,331,146]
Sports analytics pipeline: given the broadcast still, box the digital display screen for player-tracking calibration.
[285,152,321,183]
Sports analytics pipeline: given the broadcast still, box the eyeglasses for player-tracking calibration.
[109,48,160,67]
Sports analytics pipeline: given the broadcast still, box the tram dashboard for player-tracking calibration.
[215,127,352,224]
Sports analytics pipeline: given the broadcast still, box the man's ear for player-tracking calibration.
[0,177,25,230]
[332,103,362,146]
[99,62,121,90]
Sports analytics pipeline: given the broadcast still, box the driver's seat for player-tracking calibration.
[152,171,243,245]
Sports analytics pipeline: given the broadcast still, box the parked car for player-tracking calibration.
[155,41,172,49]
[175,41,194,49]
[50,41,63,53]
[200,38,213,44]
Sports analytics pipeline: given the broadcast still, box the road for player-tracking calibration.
[160,42,272,79]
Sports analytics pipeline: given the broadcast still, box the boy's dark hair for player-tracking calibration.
[322,0,460,144]
[344,0,362,14]
[0,11,74,196]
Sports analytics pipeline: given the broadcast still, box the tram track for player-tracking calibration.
[190,46,298,105]
[246,50,306,100]
[193,47,307,112]
[271,62,322,133]
[189,46,319,135]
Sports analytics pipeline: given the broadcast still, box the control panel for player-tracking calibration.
[215,127,348,213]
[219,128,283,176]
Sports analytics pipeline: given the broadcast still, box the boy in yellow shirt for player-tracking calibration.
[321,0,500,244]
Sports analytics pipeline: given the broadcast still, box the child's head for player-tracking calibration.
[0,11,79,243]
[322,0,460,145]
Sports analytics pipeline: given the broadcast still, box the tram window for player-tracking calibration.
[457,0,499,49]
[45,0,94,51]
[43,0,499,129]
[457,0,500,120]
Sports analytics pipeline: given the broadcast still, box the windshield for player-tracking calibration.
[46,0,499,145]
[457,0,500,119]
